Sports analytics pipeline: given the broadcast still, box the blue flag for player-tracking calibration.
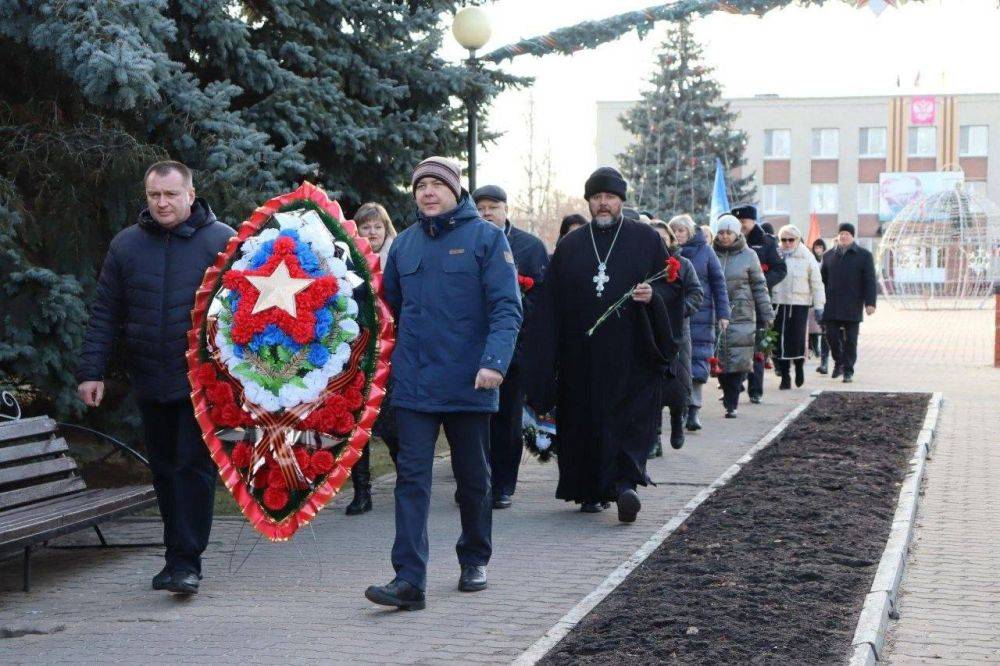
[708,158,730,232]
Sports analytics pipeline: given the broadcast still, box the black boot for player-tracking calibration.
[346,447,372,515]
[686,405,702,431]
[794,360,805,387]
[669,408,685,450]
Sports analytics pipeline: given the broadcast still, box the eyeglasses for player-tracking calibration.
[780,238,797,243]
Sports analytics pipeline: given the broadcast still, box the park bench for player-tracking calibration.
[0,409,158,592]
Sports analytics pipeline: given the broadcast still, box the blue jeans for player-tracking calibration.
[391,409,492,591]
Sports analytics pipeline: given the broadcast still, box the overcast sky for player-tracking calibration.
[438,0,1000,199]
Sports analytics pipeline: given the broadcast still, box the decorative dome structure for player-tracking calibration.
[876,185,1000,310]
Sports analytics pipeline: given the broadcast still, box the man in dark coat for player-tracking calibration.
[527,167,683,523]
[472,184,549,510]
[365,157,522,611]
[76,161,234,595]
[731,204,786,403]
[820,222,877,382]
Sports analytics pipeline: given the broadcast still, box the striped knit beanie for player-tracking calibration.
[411,156,462,201]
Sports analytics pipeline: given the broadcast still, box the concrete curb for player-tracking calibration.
[848,391,943,664]
[512,394,817,666]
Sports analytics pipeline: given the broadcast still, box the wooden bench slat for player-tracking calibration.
[0,486,157,548]
[0,486,154,529]
[0,437,69,465]
[0,456,78,487]
[0,417,58,443]
[0,477,87,511]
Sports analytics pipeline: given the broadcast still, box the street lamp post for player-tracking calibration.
[452,8,492,193]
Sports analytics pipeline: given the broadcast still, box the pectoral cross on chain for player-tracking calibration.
[593,263,610,297]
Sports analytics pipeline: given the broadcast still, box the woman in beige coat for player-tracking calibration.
[771,224,825,389]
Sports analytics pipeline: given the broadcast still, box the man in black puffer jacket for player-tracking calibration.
[76,161,233,596]
[731,204,786,404]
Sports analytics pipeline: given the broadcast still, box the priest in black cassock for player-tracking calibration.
[526,167,684,523]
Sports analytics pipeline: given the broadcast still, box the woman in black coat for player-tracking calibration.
[650,221,703,452]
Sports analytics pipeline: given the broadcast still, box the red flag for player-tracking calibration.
[806,213,822,249]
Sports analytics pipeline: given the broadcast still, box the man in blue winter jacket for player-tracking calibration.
[364,157,522,611]
[76,161,233,595]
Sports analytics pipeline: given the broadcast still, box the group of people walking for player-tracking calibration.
[74,156,878,609]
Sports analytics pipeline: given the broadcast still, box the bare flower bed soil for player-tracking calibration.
[541,391,929,665]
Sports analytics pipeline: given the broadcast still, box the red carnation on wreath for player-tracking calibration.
[310,449,335,476]
[517,274,535,292]
[666,256,682,283]
[263,486,289,511]
[231,442,253,469]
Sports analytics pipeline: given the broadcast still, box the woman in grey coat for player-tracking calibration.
[713,215,773,418]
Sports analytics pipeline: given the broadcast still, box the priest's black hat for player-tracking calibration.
[584,167,627,201]
[730,204,757,221]
[472,185,507,204]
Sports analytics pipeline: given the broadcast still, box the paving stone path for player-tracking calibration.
[1,306,995,664]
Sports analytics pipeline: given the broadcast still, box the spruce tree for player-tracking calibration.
[619,20,754,223]
[0,1,519,428]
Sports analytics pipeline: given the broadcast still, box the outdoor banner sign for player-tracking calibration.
[878,171,964,222]
[186,182,395,540]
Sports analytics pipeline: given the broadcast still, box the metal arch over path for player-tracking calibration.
[482,0,926,63]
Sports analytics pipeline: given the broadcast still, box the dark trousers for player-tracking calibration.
[809,333,830,365]
[825,320,860,373]
[138,400,216,576]
[719,372,746,411]
[392,409,492,591]
[747,354,765,398]
[489,362,523,498]
[775,358,804,377]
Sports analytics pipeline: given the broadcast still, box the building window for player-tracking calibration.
[857,183,879,214]
[965,181,987,198]
[811,128,839,159]
[810,184,839,214]
[959,125,988,156]
[908,126,936,157]
[859,127,887,157]
[764,129,791,159]
[763,185,790,214]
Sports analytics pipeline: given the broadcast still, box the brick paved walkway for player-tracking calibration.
[1,306,995,664]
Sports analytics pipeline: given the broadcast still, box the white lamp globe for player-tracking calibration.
[452,7,492,51]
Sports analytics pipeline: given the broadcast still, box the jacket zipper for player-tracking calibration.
[161,234,172,383]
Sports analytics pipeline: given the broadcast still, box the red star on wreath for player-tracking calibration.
[222,236,339,345]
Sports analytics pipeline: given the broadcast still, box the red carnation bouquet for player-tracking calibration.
[517,274,535,293]
[187,182,394,541]
[586,255,683,337]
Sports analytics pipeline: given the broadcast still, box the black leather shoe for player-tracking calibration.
[345,487,372,515]
[749,395,762,404]
[686,406,702,431]
[580,501,603,513]
[617,489,641,523]
[843,372,854,383]
[831,365,843,379]
[458,565,487,592]
[152,566,172,591]
[168,571,199,595]
[365,579,426,610]
[779,375,791,390]
[725,409,738,419]
[816,364,828,375]
[492,494,512,510]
